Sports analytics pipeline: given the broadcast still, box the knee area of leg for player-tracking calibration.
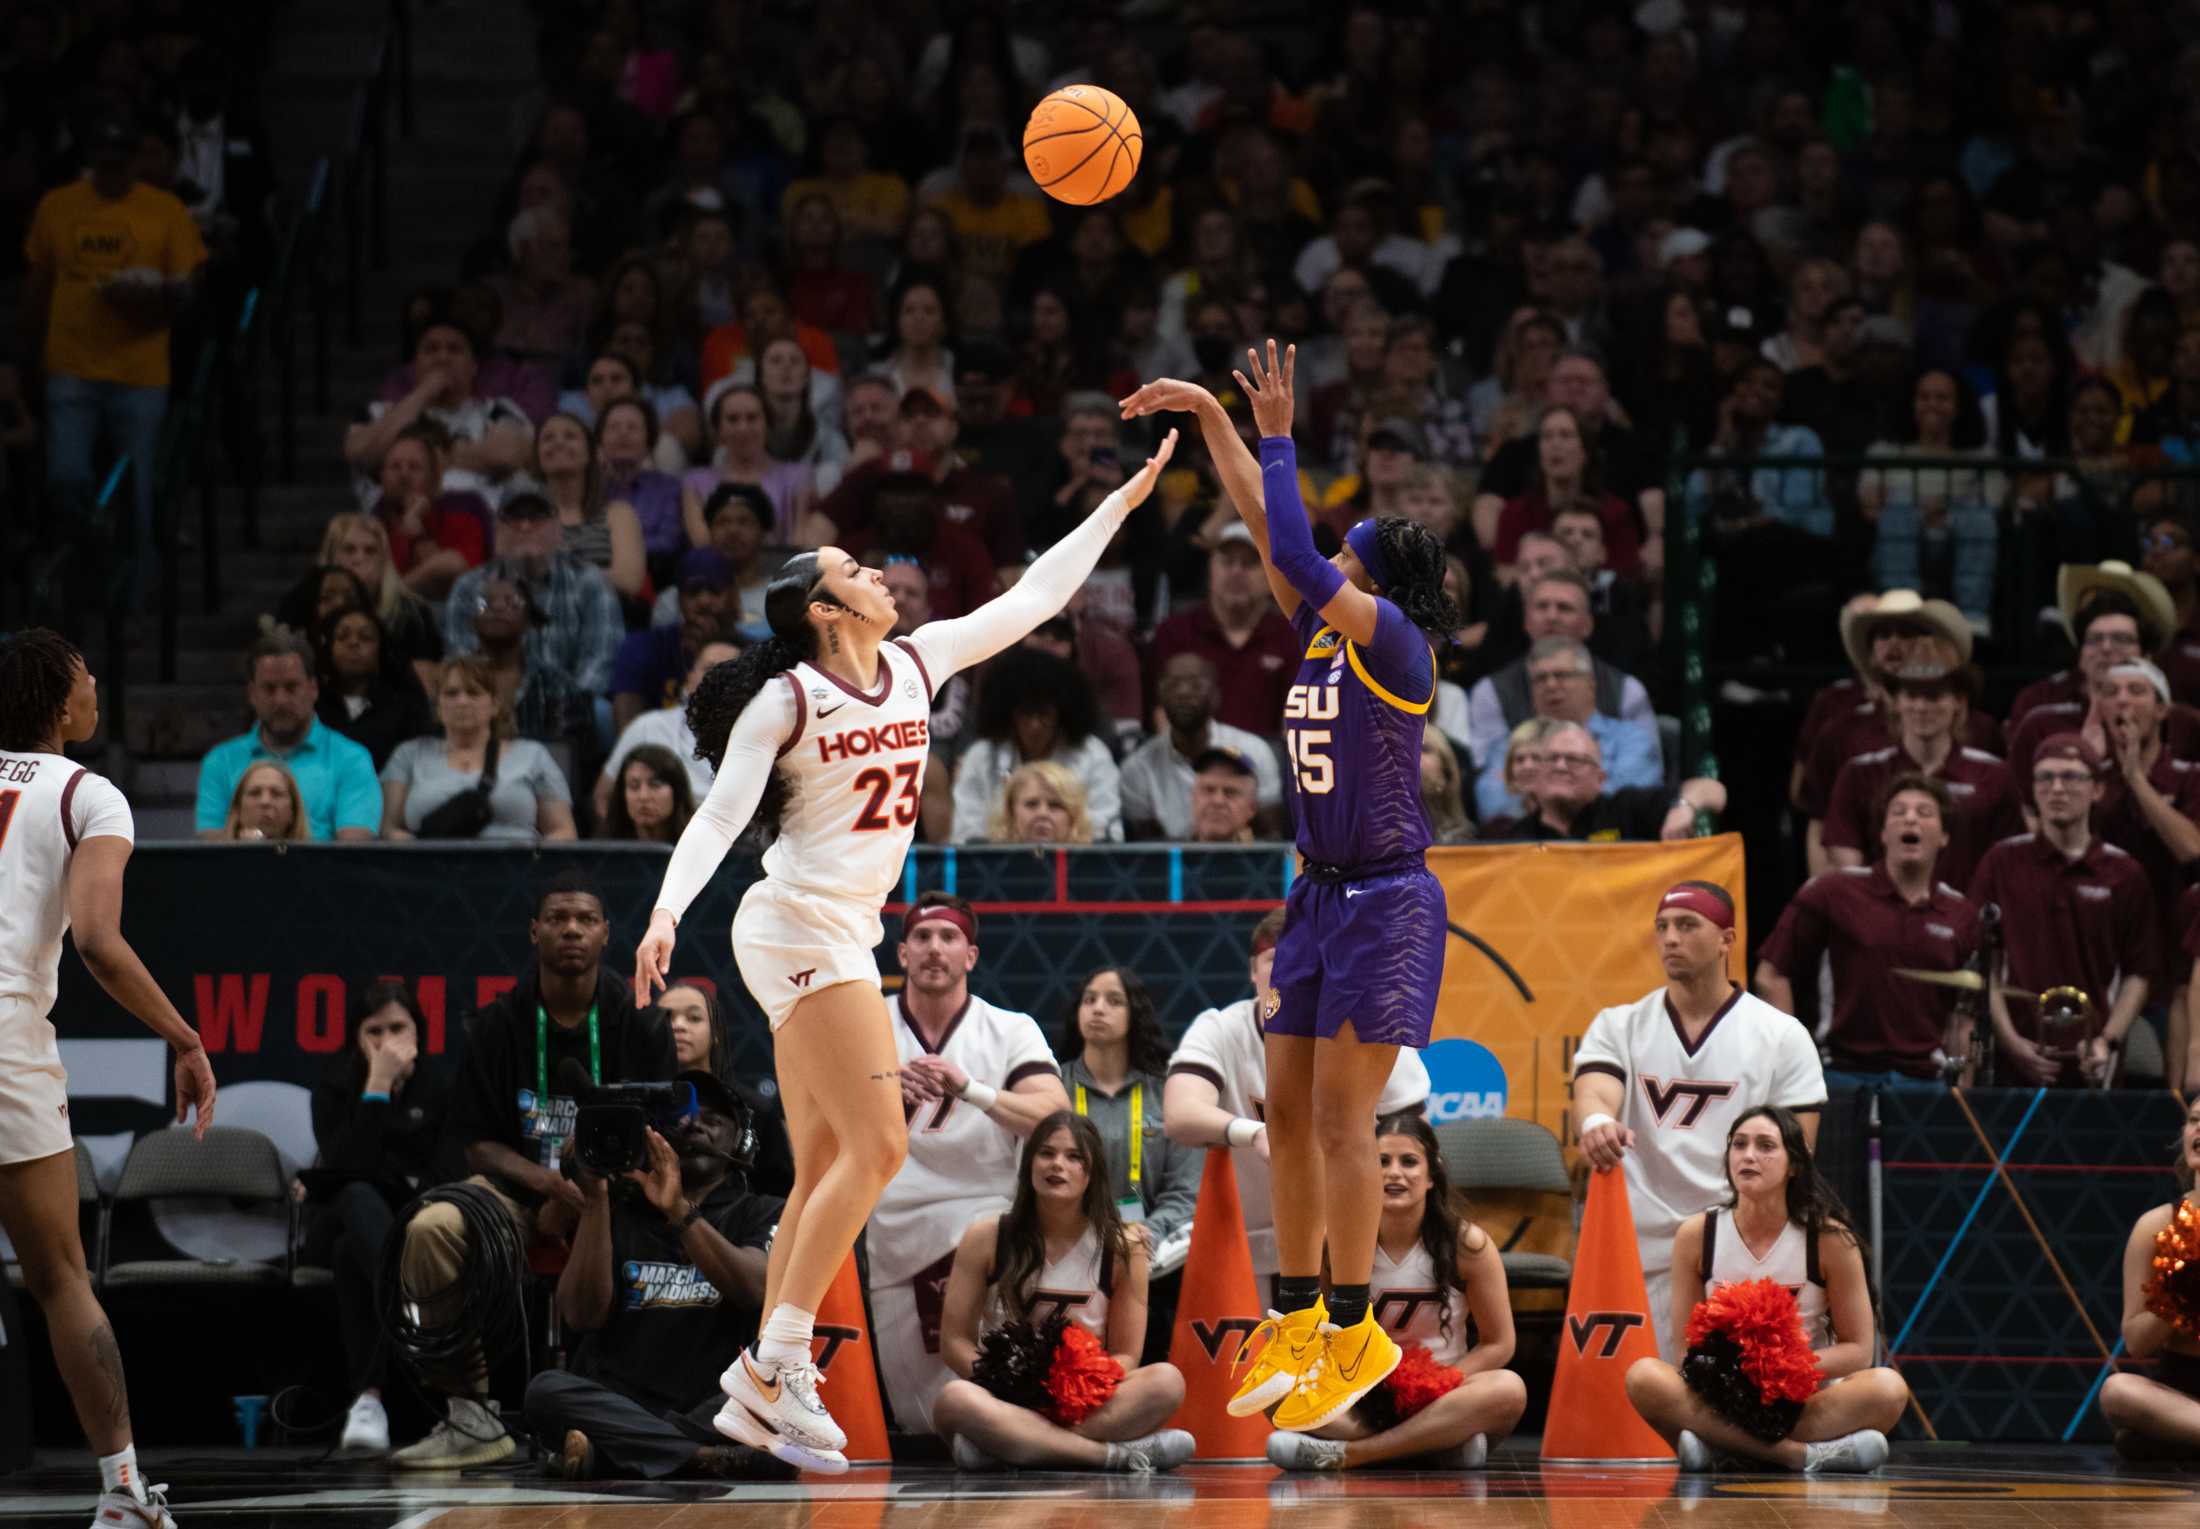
[2098,1373,2138,1417]
[1150,1363,1187,1405]
[401,1202,468,1255]
[1622,1358,1665,1402]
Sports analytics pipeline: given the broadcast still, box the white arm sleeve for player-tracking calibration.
[903,486,1134,685]
[651,679,796,922]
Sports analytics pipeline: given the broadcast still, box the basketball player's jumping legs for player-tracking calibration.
[715,981,907,1467]
[0,1149,173,1525]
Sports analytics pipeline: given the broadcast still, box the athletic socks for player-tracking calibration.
[1276,1276,1322,1315]
[754,1303,817,1372]
[99,1445,147,1503]
[1327,1284,1371,1330]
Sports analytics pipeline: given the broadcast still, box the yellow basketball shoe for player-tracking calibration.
[1228,1299,1327,1417]
[1270,1310,1402,1433]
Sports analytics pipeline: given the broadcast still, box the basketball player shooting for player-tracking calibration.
[1121,343,1460,1432]
[0,630,216,1529]
[635,430,1177,1471]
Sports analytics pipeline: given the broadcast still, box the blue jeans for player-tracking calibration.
[1872,498,1999,627]
[1823,1067,1945,1094]
[46,373,167,600]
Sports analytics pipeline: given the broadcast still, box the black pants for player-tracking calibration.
[301,1181,397,1396]
[522,1370,742,1479]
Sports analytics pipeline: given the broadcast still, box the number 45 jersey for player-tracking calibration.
[1281,602,1435,868]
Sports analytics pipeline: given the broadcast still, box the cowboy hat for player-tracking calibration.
[2057,560,2176,649]
[1839,589,1971,679]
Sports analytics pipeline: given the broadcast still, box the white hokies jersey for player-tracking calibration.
[0,753,133,1015]
[763,638,939,902]
[985,1223,1111,1342]
[868,992,1060,1286]
[1167,997,1431,1278]
[1573,986,1825,1274]
[1371,1234,1469,1367]
[1700,1208,1832,1348]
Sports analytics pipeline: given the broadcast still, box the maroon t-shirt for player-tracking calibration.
[2163,607,2200,709]
[1822,744,2024,891]
[1967,833,2158,1075]
[820,459,1023,568]
[1795,679,1870,767]
[1799,699,2003,819]
[1148,603,1301,737]
[1759,864,1977,1078]
[2005,702,2200,803]
[2179,883,2200,966]
[2094,751,2200,986]
[2007,669,2085,733]
[1493,491,1642,578]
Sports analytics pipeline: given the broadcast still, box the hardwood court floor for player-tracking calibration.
[0,1446,2192,1529]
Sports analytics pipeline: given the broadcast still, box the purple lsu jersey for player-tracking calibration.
[1282,601,1436,868]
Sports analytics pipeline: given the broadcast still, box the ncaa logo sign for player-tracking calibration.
[1421,1037,1507,1123]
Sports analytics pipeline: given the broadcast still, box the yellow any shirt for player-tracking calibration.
[26,178,208,388]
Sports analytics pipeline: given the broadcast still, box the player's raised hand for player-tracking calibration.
[1234,340,1296,439]
[1118,377,1216,421]
[635,908,677,1004]
[174,1042,217,1139]
[1118,427,1179,511]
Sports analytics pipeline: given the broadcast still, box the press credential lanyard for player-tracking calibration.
[1073,1079,1141,1188]
[537,1003,600,1170]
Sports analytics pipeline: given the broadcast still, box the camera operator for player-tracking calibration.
[391,868,675,1469]
[523,1072,793,1481]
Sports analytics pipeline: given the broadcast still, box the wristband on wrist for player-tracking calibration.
[957,1078,1000,1111]
[1580,1112,1616,1135]
[1224,1117,1262,1149]
[672,1199,704,1232]
[361,1090,391,1103]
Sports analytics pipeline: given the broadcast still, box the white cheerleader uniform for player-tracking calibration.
[1369,1234,1470,1368]
[1700,1207,1834,1348]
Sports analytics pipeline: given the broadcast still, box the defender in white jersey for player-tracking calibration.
[1161,909,1429,1289]
[0,631,218,1529]
[1571,882,1826,1361]
[930,1112,1193,1472]
[867,896,1069,1433]
[633,430,1178,1471]
[1623,1105,1909,1476]
[1267,1114,1526,1472]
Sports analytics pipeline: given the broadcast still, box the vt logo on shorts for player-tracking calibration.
[789,968,817,988]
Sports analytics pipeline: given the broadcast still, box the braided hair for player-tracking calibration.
[684,551,828,838]
[1369,516,1462,639]
[0,629,82,751]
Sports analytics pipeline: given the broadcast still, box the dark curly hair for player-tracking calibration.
[1367,515,1462,639]
[972,646,1099,751]
[684,551,829,838]
[1059,965,1171,1078]
[0,628,83,751]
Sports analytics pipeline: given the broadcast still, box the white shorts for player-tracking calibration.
[0,997,73,1167]
[1643,1265,1677,1364]
[732,880,885,1030]
[868,1265,955,1435]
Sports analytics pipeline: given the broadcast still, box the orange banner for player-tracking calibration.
[1420,836,1750,1147]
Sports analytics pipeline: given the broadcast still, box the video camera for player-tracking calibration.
[572,1080,697,1178]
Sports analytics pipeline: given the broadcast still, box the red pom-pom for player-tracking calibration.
[1381,1344,1465,1419]
[2146,1201,2200,1340]
[1044,1323,1124,1426]
[1684,1278,1822,1407]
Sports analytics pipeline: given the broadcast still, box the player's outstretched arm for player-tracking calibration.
[907,430,1178,680]
[66,835,216,1136]
[636,683,791,1000]
[1118,374,1275,543]
[1238,341,1382,645]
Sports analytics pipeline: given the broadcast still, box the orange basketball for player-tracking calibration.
[1023,85,1143,206]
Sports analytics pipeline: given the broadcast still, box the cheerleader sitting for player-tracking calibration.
[932,1111,1195,1472]
[1266,1114,1528,1469]
[1624,1105,1909,1473]
[2100,1093,2200,1458]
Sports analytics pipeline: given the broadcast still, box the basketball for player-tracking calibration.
[1022,85,1142,206]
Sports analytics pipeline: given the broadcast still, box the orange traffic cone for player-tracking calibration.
[809,1251,892,1466]
[1541,1163,1675,1464]
[1165,1148,1274,1460]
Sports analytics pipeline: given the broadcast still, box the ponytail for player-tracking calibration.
[685,552,826,837]
[1371,516,1461,639]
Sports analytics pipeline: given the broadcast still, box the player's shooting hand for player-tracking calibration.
[1233,340,1296,439]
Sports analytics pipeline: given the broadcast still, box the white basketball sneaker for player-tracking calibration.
[88,1482,176,1528]
[715,1347,849,1468]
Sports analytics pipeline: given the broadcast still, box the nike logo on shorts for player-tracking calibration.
[1344,888,1365,898]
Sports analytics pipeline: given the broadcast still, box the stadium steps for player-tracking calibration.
[123,0,537,797]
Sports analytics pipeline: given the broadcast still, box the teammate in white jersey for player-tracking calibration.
[0,631,218,1529]
[1623,1105,1909,1475]
[868,895,1069,1432]
[931,1112,1194,1472]
[1161,909,1430,1292]
[1570,882,1826,1359]
[634,431,1177,1469]
[1266,1113,1525,1471]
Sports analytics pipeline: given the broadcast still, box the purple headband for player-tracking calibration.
[1345,519,1391,591]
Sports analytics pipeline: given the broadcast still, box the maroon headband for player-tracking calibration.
[904,903,976,942]
[1658,884,1734,930]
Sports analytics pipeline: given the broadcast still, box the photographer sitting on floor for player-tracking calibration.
[523,1071,793,1481]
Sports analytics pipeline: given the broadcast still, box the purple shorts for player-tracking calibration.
[1265,863,1446,1048]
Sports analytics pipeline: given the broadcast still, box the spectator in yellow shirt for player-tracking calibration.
[24,108,207,589]
[925,125,1050,288]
